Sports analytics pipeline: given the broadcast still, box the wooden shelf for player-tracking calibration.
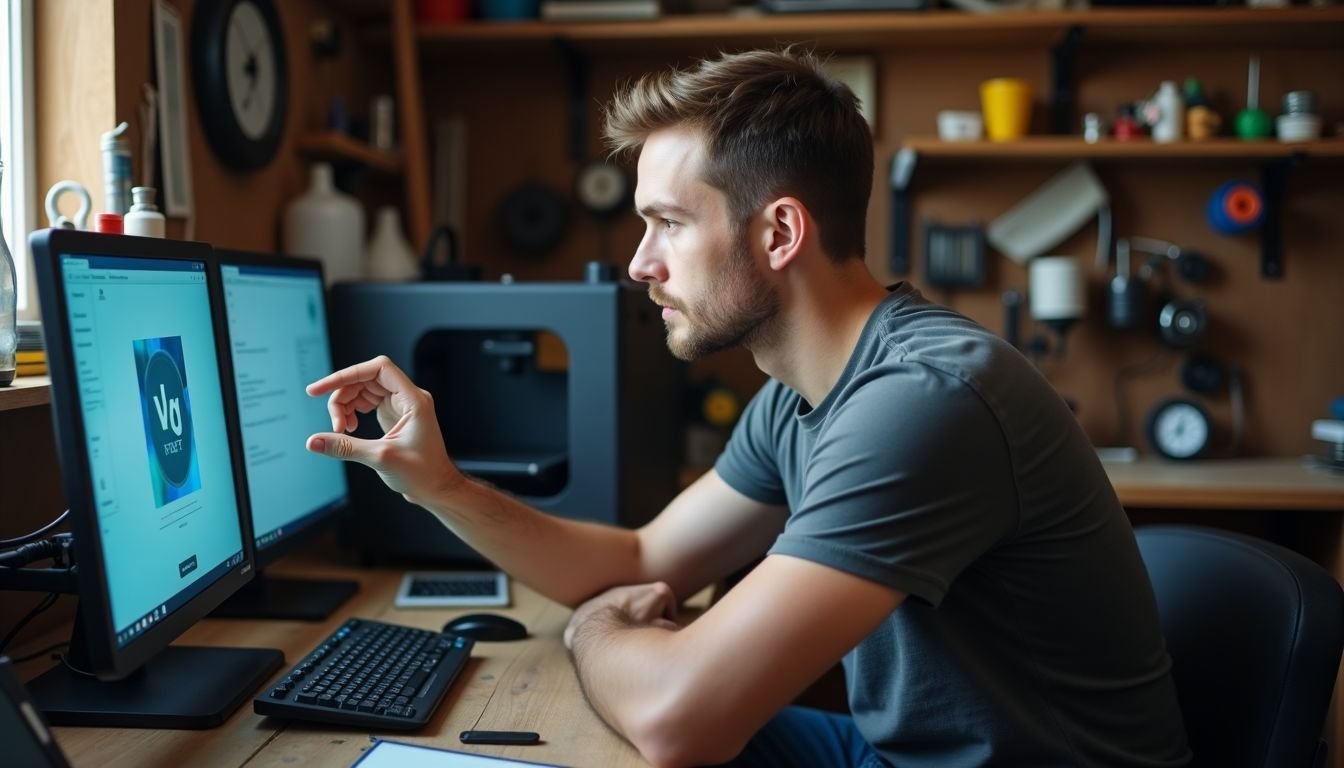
[295,131,402,174]
[902,136,1344,161]
[0,375,51,412]
[388,7,1344,51]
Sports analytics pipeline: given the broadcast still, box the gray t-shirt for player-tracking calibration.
[716,284,1190,767]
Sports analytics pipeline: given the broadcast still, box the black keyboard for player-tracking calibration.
[254,618,473,730]
[410,577,498,597]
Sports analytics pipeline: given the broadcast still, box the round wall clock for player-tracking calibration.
[1147,398,1213,461]
[191,0,288,171]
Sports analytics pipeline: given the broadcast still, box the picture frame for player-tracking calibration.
[153,0,194,218]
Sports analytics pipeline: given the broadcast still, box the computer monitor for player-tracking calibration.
[209,250,357,620]
[25,230,282,728]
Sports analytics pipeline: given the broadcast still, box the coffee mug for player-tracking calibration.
[980,78,1032,142]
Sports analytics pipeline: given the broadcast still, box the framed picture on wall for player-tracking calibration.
[153,0,194,219]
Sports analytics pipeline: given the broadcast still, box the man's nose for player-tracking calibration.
[628,233,668,284]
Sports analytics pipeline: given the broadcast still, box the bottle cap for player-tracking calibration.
[100,121,130,150]
[95,213,124,234]
[1282,90,1315,116]
[131,186,159,209]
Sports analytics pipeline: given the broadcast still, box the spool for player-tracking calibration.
[1206,180,1263,235]
[1029,256,1086,331]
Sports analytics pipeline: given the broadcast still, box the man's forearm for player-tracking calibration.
[421,475,643,607]
[570,606,688,764]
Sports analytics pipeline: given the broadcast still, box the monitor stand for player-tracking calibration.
[208,570,358,621]
[28,645,283,729]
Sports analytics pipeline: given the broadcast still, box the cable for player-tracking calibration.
[1227,367,1246,456]
[0,592,59,655]
[0,509,70,548]
[1112,347,1171,447]
[9,641,68,665]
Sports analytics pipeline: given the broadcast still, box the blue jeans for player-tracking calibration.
[722,706,887,768]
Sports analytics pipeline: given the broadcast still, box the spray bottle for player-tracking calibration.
[101,121,132,214]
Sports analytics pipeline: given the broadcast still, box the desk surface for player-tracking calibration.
[12,458,1344,767]
[14,560,645,768]
[1103,457,1344,511]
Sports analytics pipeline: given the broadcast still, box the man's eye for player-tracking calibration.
[662,219,678,231]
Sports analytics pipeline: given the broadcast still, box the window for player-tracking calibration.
[1,0,36,319]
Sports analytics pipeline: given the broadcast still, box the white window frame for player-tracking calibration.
[1,0,37,319]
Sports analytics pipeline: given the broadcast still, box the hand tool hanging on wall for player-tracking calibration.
[561,40,630,220]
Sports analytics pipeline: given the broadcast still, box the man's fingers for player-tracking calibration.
[306,432,379,465]
[653,582,678,621]
[307,356,413,398]
[352,393,382,413]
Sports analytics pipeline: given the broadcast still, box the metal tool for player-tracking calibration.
[44,180,92,230]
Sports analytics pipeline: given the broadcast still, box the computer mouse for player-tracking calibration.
[442,613,528,642]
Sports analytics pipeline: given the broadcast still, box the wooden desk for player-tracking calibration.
[1103,457,1344,512]
[12,560,645,768]
[11,458,1344,767]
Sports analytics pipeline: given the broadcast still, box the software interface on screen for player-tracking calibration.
[221,264,347,552]
[61,255,245,647]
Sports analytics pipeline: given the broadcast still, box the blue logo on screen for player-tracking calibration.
[134,336,201,506]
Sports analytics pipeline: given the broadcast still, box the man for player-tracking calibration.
[306,49,1190,767]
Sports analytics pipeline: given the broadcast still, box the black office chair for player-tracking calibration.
[1135,525,1344,768]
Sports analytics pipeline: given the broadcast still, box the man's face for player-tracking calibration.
[629,128,780,361]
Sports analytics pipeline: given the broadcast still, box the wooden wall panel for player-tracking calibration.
[108,0,373,250]
[419,40,1343,458]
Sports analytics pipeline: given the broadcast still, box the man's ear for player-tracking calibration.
[761,197,808,272]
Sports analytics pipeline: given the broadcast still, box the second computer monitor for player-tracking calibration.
[212,251,356,620]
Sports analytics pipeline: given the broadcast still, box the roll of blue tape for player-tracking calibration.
[1206,180,1264,235]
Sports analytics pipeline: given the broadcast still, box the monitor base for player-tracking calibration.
[28,645,284,729]
[208,573,358,621]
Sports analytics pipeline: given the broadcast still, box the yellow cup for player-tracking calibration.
[980,78,1033,142]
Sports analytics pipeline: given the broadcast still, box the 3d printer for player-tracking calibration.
[330,273,684,564]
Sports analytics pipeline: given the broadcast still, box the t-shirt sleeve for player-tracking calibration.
[715,380,791,506]
[770,365,1019,607]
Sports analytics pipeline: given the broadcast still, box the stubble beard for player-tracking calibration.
[658,236,781,362]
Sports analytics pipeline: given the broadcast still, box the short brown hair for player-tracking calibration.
[604,48,873,262]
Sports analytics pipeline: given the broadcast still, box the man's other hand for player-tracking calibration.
[564,582,680,651]
[305,355,463,505]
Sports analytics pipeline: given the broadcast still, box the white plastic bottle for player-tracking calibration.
[283,163,365,284]
[124,186,166,238]
[365,206,419,281]
[1152,81,1185,144]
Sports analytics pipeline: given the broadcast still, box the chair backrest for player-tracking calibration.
[1135,525,1344,768]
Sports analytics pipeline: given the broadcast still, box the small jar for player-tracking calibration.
[1083,113,1103,144]
[1113,105,1142,141]
[94,213,123,234]
[1278,90,1321,143]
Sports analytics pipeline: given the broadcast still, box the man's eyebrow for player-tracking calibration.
[637,201,692,219]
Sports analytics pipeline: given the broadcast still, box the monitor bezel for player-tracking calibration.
[214,248,351,569]
[0,656,71,768]
[31,229,258,680]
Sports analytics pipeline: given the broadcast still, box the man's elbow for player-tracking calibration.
[625,692,750,768]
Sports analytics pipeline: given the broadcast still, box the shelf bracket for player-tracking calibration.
[1051,25,1084,136]
[889,148,918,275]
[1258,153,1302,280]
[555,38,591,166]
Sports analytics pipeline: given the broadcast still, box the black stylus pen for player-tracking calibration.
[460,730,541,746]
